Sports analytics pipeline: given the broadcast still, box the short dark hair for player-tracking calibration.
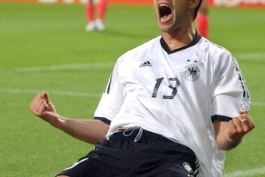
[194,0,203,20]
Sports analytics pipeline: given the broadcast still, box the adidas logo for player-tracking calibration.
[139,61,152,68]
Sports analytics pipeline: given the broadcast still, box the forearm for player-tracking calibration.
[30,92,110,144]
[214,112,255,151]
[215,130,242,150]
[54,116,109,144]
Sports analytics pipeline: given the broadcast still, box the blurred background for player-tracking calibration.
[0,0,264,176]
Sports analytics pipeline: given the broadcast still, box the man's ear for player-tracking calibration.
[189,0,200,8]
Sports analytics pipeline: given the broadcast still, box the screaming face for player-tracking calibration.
[155,0,193,34]
[159,3,172,23]
[154,0,175,32]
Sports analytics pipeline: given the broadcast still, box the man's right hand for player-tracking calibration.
[30,92,62,128]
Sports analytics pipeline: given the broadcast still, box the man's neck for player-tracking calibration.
[161,29,196,51]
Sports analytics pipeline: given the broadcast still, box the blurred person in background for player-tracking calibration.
[197,0,209,38]
[85,0,107,31]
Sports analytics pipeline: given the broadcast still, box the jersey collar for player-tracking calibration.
[160,33,202,54]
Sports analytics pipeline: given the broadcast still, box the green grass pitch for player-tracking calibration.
[0,3,264,176]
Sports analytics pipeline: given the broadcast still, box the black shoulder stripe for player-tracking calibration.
[232,57,250,98]
[94,117,111,125]
[212,115,232,122]
[105,74,112,94]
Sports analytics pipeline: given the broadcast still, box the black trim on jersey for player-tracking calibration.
[160,32,202,54]
[105,74,112,94]
[94,117,111,125]
[212,115,232,122]
[232,58,250,98]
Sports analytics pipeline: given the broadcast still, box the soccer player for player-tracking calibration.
[85,0,107,31]
[30,0,255,176]
[197,0,209,38]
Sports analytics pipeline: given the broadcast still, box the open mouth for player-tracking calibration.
[159,3,172,20]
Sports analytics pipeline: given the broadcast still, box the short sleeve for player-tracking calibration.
[94,61,124,124]
[211,55,250,121]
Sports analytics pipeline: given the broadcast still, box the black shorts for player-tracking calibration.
[57,127,199,177]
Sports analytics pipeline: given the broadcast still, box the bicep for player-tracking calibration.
[213,119,229,137]
[213,119,233,150]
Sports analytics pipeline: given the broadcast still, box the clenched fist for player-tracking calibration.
[30,92,62,128]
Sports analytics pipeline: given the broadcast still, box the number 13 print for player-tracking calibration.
[152,77,180,99]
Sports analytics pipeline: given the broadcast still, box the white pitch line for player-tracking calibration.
[252,102,265,107]
[0,88,102,98]
[0,52,264,74]
[0,62,115,73]
[223,166,265,177]
[235,52,265,60]
[0,88,265,107]
[1,52,265,74]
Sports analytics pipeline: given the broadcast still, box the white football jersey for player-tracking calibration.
[94,34,250,177]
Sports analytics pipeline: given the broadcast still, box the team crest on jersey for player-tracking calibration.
[241,102,251,111]
[182,64,200,81]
